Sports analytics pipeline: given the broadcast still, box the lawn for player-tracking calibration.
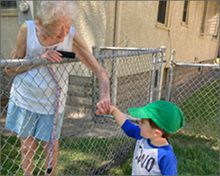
[1,133,218,175]
[0,135,133,175]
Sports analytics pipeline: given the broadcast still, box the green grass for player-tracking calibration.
[0,135,131,175]
[1,134,218,175]
[179,80,219,138]
[172,134,219,175]
[1,135,22,175]
[58,137,131,175]
[1,135,46,176]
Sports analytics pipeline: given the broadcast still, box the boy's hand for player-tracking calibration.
[96,105,126,127]
[109,106,116,115]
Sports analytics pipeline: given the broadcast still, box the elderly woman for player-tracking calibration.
[5,1,110,175]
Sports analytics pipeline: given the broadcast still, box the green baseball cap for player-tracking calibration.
[128,100,185,134]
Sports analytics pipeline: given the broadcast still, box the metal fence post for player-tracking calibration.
[111,52,118,106]
[166,49,175,101]
[92,47,98,118]
[149,53,156,102]
[157,46,166,100]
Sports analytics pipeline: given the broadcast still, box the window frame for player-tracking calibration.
[200,1,219,38]
[182,0,189,25]
[156,0,170,31]
[200,1,208,35]
[212,13,219,38]
[157,0,168,24]
[0,1,17,17]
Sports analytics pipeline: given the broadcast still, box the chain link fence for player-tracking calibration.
[0,47,164,175]
[165,51,219,175]
[1,47,219,175]
[166,51,220,139]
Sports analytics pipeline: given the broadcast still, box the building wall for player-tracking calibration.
[1,15,19,58]
[113,1,219,63]
[1,1,219,62]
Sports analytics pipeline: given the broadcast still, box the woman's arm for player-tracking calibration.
[72,30,110,114]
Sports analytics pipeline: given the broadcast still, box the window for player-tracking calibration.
[1,1,17,9]
[182,0,189,23]
[211,14,219,38]
[200,1,219,37]
[1,1,17,16]
[200,1,208,34]
[157,0,168,24]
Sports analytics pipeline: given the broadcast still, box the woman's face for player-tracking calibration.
[41,16,71,43]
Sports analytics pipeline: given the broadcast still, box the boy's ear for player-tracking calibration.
[154,129,163,137]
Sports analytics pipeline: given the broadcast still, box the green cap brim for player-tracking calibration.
[127,101,185,134]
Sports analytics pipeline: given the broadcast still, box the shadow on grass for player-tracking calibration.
[58,136,134,175]
[1,134,133,175]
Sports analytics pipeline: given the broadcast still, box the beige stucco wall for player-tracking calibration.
[64,1,116,76]
[74,1,115,49]
[1,15,19,58]
[113,1,219,63]
[1,1,219,63]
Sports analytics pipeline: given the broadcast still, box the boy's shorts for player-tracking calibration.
[5,100,64,142]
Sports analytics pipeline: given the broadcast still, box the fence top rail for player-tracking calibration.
[175,62,220,69]
[96,51,164,61]
[0,57,78,68]
[99,47,165,53]
[96,47,165,60]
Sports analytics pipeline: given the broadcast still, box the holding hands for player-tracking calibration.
[96,94,111,115]
[96,103,126,127]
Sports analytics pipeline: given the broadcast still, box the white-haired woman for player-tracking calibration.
[5,1,110,175]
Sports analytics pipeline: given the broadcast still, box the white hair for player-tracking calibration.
[36,1,78,26]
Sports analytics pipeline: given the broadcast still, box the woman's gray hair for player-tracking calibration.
[36,1,78,26]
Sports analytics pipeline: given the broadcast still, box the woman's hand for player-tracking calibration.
[95,95,111,115]
[40,50,63,63]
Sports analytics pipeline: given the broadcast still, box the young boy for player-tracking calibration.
[96,100,185,175]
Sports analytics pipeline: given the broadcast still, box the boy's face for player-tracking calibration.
[138,119,162,139]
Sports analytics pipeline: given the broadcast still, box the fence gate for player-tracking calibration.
[0,47,164,175]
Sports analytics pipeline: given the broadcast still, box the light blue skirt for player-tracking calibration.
[5,100,64,142]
